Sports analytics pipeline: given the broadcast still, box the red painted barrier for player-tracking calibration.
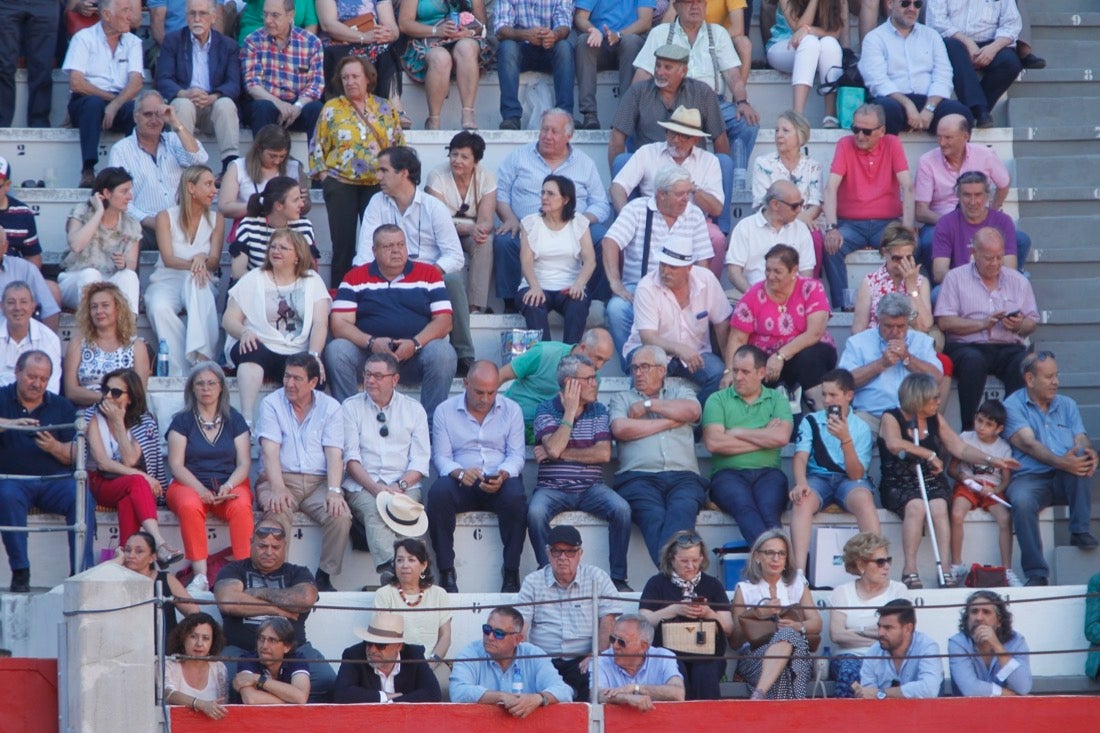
[170,701,589,732]
[170,696,1100,733]
[0,658,58,733]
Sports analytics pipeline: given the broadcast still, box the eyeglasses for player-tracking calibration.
[376,411,389,438]
[889,254,913,262]
[254,526,286,539]
[866,556,893,567]
[900,0,922,8]
[482,624,521,640]
[571,375,598,384]
[757,549,788,559]
[104,387,129,399]
[138,110,162,119]
[364,370,396,382]
[778,199,805,210]
[630,363,661,373]
[608,634,629,648]
[549,547,581,558]
[194,380,220,389]
[851,124,883,136]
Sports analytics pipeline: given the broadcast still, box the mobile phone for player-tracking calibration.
[483,474,500,481]
[1004,310,1021,319]
[691,596,706,605]
[827,404,841,419]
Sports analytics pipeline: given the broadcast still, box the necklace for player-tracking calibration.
[195,411,223,431]
[398,587,424,607]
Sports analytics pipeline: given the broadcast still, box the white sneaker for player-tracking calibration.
[1005,569,1023,587]
[950,564,968,582]
[186,573,209,594]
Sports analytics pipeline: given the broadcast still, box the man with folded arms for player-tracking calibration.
[592,613,685,710]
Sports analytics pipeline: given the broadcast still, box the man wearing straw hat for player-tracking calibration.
[333,611,441,703]
[340,352,430,585]
[214,515,335,700]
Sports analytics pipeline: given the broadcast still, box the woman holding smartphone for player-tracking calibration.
[165,361,253,594]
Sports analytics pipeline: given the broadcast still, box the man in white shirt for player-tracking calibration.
[0,282,61,393]
[340,352,430,583]
[107,89,210,247]
[62,0,145,188]
[727,180,815,299]
[255,353,349,592]
[354,146,473,376]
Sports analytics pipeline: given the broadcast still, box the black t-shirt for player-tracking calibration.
[217,559,316,649]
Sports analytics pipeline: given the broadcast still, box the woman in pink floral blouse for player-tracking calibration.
[724,243,836,409]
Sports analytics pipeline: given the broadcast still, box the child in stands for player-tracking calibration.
[947,399,1017,585]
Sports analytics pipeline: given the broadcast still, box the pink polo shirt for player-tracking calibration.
[831,134,909,221]
[623,267,733,360]
[914,143,1011,215]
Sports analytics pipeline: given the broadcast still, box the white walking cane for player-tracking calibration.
[910,423,947,588]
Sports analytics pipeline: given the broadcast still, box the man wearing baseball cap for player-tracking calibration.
[333,611,441,703]
[610,44,728,169]
[515,524,627,703]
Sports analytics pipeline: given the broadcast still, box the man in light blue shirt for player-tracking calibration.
[427,361,528,594]
[592,614,684,710]
[494,109,612,309]
[450,605,574,716]
[858,0,972,135]
[948,590,1032,696]
[788,368,878,574]
[1003,351,1097,586]
[855,599,944,699]
[839,293,943,431]
[573,0,655,130]
[254,352,349,592]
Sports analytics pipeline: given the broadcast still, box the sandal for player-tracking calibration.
[461,106,478,131]
[902,572,923,590]
[823,115,839,129]
[156,543,185,568]
[398,111,413,130]
[425,115,441,130]
[940,573,959,589]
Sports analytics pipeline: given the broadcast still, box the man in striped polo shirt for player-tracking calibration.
[324,224,457,424]
[527,354,633,593]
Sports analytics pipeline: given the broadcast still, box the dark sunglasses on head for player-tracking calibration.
[376,411,389,438]
[851,124,883,136]
[104,387,129,399]
[482,624,519,640]
[255,526,286,539]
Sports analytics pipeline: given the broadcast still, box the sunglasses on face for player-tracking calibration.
[867,556,893,567]
[255,526,286,539]
[367,642,394,650]
[900,0,922,8]
[549,547,581,558]
[104,387,128,399]
[608,634,630,648]
[778,199,805,210]
[482,624,520,640]
[851,124,883,136]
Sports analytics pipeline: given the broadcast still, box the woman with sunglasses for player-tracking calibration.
[851,222,934,334]
[425,131,496,315]
[165,361,253,594]
[373,538,452,687]
[222,228,331,425]
[233,617,311,704]
[827,532,908,698]
[878,373,1018,590]
[87,368,180,567]
[731,528,821,700]
[638,531,734,700]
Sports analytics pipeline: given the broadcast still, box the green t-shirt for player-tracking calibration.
[702,386,792,474]
[239,0,320,44]
[504,341,573,424]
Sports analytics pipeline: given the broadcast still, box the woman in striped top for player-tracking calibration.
[228,176,318,280]
[86,367,182,567]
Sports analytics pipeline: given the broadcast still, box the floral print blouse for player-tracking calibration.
[730,277,835,353]
[308,94,405,185]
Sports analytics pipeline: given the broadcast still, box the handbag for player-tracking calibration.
[739,605,822,651]
[345,12,376,31]
[660,619,718,656]
[964,564,1009,588]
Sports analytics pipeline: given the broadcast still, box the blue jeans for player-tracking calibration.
[497,38,576,120]
[1007,471,1093,581]
[528,483,632,580]
[323,337,456,425]
[667,352,726,409]
[518,288,591,344]
[247,99,323,140]
[0,478,95,573]
[709,467,788,546]
[614,471,706,564]
[605,289,636,370]
[824,218,894,308]
[494,223,609,302]
[718,100,760,170]
[68,94,135,167]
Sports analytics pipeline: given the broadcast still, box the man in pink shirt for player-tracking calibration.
[822,103,914,309]
[914,114,1028,272]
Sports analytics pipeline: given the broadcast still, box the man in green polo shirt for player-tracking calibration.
[499,327,615,442]
[702,344,792,545]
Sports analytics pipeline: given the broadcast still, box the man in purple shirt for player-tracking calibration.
[528,354,632,591]
[934,227,1038,430]
[931,171,1021,285]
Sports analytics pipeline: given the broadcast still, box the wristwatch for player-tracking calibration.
[397,479,409,491]
[633,683,641,695]
[876,689,887,700]
[256,671,268,690]
[643,399,653,410]
[923,103,937,113]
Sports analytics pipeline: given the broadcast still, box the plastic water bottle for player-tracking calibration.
[732,138,750,202]
[511,663,524,695]
[156,339,170,377]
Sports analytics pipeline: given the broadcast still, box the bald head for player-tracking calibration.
[467,359,500,384]
[936,114,972,161]
[765,180,803,224]
[973,226,1005,255]
[575,328,614,371]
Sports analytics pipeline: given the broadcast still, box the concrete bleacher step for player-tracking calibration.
[1010,96,1100,128]
[1016,155,1100,187]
